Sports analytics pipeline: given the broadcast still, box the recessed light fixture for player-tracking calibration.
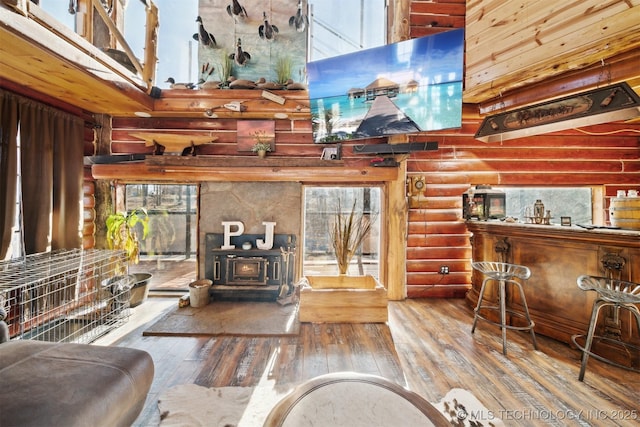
[134,111,152,118]
[274,112,289,119]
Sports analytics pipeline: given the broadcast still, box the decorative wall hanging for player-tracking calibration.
[237,120,275,152]
[195,0,308,88]
[475,82,640,143]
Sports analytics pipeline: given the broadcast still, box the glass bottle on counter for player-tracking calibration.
[534,199,545,218]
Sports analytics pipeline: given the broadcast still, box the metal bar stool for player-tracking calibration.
[571,275,640,381]
[471,261,538,355]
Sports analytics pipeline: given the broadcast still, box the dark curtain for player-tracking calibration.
[51,108,84,250]
[0,89,84,258]
[0,91,19,259]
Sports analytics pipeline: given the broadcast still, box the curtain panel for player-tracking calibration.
[0,89,84,258]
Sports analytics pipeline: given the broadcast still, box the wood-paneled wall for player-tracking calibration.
[106,107,640,299]
[409,0,466,38]
[404,121,639,298]
[92,1,640,298]
[464,0,640,104]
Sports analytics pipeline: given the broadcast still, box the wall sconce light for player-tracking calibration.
[475,82,640,143]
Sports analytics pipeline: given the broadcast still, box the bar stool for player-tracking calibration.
[471,261,538,355]
[571,275,640,381]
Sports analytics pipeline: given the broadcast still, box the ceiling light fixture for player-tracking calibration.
[475,82,640,143]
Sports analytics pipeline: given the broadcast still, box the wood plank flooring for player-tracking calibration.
[107,297,639,426]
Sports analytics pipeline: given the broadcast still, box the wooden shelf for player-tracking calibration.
[91,156,398,183]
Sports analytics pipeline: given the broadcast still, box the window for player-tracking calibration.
[303,186,381,278]
[308,0,387,61]
[120,0,386,85]
[125,184,197,258]
[125,0,199,86]
[501,187,593,225]
[36,1,77,31]
[4,132,23,261]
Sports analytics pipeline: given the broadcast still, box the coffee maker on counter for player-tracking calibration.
[463,185,506,220]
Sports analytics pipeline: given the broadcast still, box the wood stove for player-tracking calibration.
[205,233,296,300]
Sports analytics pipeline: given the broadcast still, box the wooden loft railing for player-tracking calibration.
[2,0,158,93]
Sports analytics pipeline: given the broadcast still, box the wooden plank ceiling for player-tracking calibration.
[464,0,640,114]
[1,0,640,119]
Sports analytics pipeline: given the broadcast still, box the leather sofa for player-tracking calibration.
[0,339,154,427]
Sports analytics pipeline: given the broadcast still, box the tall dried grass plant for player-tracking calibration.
[330,199,377,275]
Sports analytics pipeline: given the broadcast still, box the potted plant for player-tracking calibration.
[106,209,152,307]
[106,208,150,264]
[275,56,292,87]
[299,200,386,323]
[251,131,273,158]
[330,199,375,275]
[252,141,272,158]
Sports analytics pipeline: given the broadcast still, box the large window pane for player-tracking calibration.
[502,187,593,225]
[125,0,199,87]
[125,184,197,257]
[309,0,386,60]
[37,1,76,31]
[303,187,381,278]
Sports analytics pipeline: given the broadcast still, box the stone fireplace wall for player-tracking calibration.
[198,181,303,279]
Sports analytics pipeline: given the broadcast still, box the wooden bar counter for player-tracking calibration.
[465,221,640,355]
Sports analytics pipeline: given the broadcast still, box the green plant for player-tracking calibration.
[251,141,273,153]
[251,130,273,153]
[275,56,292,85]
[330,200,377,275]
[106,209,150,264]
[217,51,233,86]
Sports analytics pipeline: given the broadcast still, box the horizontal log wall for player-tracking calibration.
[409,0,466,38]
[109,116,386,169]
[104,1,639,299]
[106,109,640,299]
[405,121,640,298]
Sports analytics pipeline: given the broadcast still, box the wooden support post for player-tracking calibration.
[385,134,409,300]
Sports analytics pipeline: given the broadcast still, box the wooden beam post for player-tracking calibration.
[385,134,409,300]
[389,0,411,43]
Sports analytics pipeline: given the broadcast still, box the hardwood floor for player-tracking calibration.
[129,257,197,291]
[106,297,639,426]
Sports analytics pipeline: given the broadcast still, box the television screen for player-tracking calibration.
[307,28,464,143]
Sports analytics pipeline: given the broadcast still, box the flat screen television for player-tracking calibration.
[307,28,465,143]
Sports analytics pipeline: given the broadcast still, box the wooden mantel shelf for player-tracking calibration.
[91,156,398,183]
[148,88,312,120]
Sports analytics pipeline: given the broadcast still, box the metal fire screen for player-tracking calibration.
[0,249,131,344]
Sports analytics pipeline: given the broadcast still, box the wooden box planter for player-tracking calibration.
[299,275,388,323]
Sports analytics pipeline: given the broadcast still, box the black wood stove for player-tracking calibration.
[205,233,296,301]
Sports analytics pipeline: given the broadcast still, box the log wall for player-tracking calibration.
[405,120,640,298]
[70,1,640,298]
[105,107,640,299]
